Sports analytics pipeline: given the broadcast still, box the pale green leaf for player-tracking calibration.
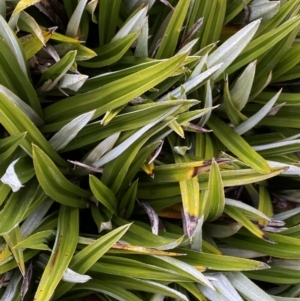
[34,206,79,301]
[66,0,88,37]
[49,111,94,151]
[207,20,260,79]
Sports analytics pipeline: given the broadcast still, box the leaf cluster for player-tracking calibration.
[1,0,300,300]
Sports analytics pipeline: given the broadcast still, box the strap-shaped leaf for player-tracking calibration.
[33,206,79,301]
[3,226,25,275]
[258,185,273,227]
[112,6,147,42]
[18,11,45,44]
[177,248,269,271]
[32,144,90,208]
[118,179,138,219]
[231,61,257,111]
[234,90,282,135]
[0,89,67,167]
[223,233,300,260]
[0,38,41,115]
[49,111,94,151]
[54,223,130,299]
[43,53,188,128]
[198,273,242,301]
[113,216,183,250]
[98,0,121,45]
[92,106,180,168]
[152,159,228,182]
[224,206,272,242]
[37,50,77,92]
[89,175,118,215]
[205,158,225,222]
[226,16,300,76]
[200,0,226,48]
[0,14,28,76]
[0,133,25,163]
[207,19,260,79]
[0,178,45,235]
[137,167,286,199]
[66,0,88,37]
[20,29,53,60]
[61,101,185,152]
[157,63,222,102]
[223,77,248,126]
[227,272,275,301]
[79,33,138,68]
[155,0,190,59]
[207,114,270,174]
[14,230,55,251]
[72,277,188,301]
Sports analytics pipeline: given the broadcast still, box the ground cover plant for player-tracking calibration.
[1,0,300,300]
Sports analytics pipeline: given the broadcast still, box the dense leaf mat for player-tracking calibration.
[1,0,300,300]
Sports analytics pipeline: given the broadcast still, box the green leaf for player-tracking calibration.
[258,185,273,227]
[224,205,272,242]
[0,87,67,167]
[38,51,77,92]
[20,29,53,60]
[3,226,25,275]
[234,90,282,135]
[157,64,222,102]
[32,144,90,208]
[137,167,286,199]
[119,179,138,219]
[18,11,45,44]
[227,272,275,301]
[207,114,271,174]
[199,0,226,49]
[223,233,300,260]
[66,278,142,301]
[0,14,28,76]
[14,230,55,251]
[0,178,45,235]
[231,61,257,111]
[91,105,180,168]
[79,33,138,68]
[225,198,270,222]
[66,0,88,37]
[98,0,121,45]
[226,16,300,76]
[49,111,94,151]
[43,53,188,130]
[54,224,130,299]
[155,0,190,59]
[112,6,147,42]
[113,216,184,250]
[0,133,26,163]
[207,19,260,79]
[223,76,248,126]
[89,175,118,215]
[177,249,269,271]
[82,132,120,167]
[34,206,79,301]
[0,84,43,126]
[0,38,41,115]
[205,158,225,222]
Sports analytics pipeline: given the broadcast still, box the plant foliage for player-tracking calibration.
[0,0,300,300]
